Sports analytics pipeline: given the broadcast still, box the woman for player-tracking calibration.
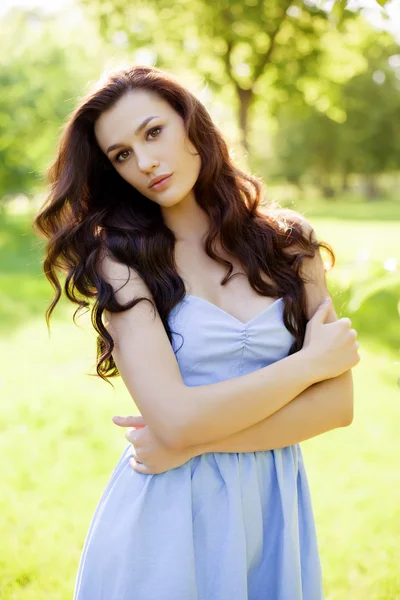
[33,64,360,600]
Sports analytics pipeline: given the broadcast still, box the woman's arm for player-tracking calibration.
[99,249,323,450]
[177,214,358,450]
[101,215,358,452]
[186,369,353,456]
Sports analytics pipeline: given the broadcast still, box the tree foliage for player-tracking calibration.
[0,0,397,201]
[271,23,400,197]
[0,7,107,200]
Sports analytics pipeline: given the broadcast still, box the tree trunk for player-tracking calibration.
[236,87,253,155]
[363,174,379,201]
[341,171,350,192]
[319,174,335,199]
[322,184,335,199]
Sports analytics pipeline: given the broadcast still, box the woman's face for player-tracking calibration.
[94,89,201,208]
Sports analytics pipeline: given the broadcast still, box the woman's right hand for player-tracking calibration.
[302,297,361,383]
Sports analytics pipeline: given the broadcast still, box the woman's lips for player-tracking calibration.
[150,174,173,191]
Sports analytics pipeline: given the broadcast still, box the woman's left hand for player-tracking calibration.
[112,415,193,475]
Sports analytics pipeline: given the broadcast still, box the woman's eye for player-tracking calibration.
[114,126,162,163]
[115,150,130,163]
[147,126,162,139]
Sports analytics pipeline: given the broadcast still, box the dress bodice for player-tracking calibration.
[168,295,295,386]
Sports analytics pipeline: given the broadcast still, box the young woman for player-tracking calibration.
[33,64,360,600]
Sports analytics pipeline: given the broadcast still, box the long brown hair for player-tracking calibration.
[33,64,334,386]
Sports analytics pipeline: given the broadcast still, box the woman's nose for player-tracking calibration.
[137,153,158,173]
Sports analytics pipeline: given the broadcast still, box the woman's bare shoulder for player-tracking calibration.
[273,208,337,321]
[272,207,317,242]
[96,247,153,306]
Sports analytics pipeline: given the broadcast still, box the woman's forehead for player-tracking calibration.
[94,91,171,149]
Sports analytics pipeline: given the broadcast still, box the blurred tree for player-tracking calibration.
[339,38,400,199]
[270,20,399,198]
[79,0,393,164]
[0,7,106,205]
[272,101,342,197]
[0,1,396,201]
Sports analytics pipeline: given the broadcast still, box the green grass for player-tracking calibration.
[1,200,399,599]
[303,342,400,599]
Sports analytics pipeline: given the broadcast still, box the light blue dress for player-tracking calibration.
[73,295,324,600]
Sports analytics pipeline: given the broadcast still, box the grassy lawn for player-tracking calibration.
[1,198,399,599]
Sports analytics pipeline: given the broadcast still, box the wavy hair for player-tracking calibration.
[33,64,334,386]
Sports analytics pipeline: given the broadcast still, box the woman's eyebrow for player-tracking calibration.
[106,115,161,154]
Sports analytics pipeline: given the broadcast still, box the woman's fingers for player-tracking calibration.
[129,457,146,472]
[130,447,142,463]
[112,415,132,425]
[112,415,146,427]
[125,427,137,443]
[129,449,147,473]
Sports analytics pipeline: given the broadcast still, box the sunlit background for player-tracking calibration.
[1,0,399,598]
